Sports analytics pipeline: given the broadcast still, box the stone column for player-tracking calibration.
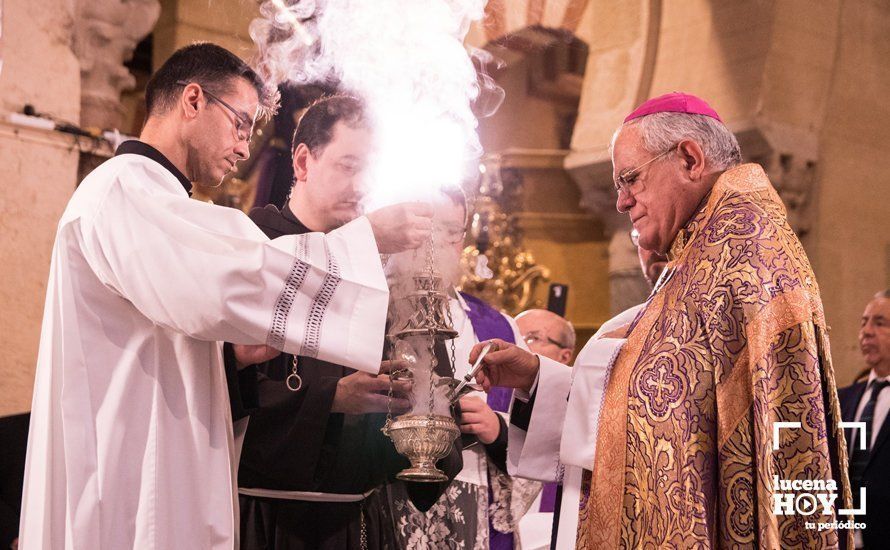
[73,0,160,130]
[571,157,649,316]
[735,124,819,240]
[607,228,650,315]
[564,0,659,316]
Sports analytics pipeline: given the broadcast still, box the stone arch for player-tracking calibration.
[471,0,592,46]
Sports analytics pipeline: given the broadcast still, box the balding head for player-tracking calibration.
[516,309,576,365]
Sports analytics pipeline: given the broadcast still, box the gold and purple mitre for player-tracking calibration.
[624,91,723,123]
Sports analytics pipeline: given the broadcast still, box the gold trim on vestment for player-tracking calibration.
[576,285,664,548]
[576,163,853,548]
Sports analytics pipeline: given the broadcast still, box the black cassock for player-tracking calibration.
[0,412,29,549]
[230,204,463,550]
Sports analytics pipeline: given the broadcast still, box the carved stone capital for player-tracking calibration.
[73,0,160,129]
[735,121,819,237]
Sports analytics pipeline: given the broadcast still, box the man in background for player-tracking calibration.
[515,310,575,365]
[839,289,890,549]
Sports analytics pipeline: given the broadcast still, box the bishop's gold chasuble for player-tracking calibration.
[577,164,852,548]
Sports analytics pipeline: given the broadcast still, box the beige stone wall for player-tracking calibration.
[566,0,890,385]
[810,1,890,385]
[478,51,574,151]
[0,1,81,415]
[154,0,258,66]
[568,0,655,162]
[0,126,81,417]
[476,38,611,345]
[0,1,80,121]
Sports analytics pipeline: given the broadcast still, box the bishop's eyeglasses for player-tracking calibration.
[614,144,678,195]
[176,81,254,143]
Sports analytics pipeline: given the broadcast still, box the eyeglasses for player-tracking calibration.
[523,331,569,349]
[176,80,254,142]
[614,145,677,195]
[436,224,467,245]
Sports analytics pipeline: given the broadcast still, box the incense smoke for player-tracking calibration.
[251,0,502,411]
[250,0,503,205]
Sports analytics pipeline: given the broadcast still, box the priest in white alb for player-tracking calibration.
[19,43,433,550]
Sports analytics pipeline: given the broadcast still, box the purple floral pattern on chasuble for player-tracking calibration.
[575,164,852,549]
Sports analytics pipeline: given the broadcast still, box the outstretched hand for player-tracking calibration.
[468,338,540,393]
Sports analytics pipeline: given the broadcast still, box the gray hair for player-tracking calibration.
[612,112,742,171]
[875,289,890,300]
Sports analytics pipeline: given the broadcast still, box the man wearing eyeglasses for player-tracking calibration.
[20,43,434,550]
[516,311,575,366]
[468,92,851,548]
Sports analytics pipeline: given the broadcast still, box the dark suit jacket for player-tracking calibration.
[839,379,890,547]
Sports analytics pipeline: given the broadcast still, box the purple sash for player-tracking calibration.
[461,292,558,520]
[459,292,514,413]
[460,292,516,550]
